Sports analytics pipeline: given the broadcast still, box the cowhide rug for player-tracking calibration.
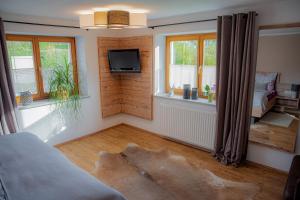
[92,144,260,200]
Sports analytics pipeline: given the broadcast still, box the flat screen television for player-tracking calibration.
[108,49,141,73]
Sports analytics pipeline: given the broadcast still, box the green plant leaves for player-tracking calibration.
[49,57,81,118]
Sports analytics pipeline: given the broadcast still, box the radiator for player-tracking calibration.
[157,102,216,150]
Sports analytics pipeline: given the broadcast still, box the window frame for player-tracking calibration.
[6,34,78,102]
[165,33,216,98]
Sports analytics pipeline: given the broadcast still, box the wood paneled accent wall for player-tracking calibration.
[98,36,153,120]
[98,38,122,117]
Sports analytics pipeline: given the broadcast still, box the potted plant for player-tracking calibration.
[49,58,80,116]
[204,84,213,103]
[204,84,211,96]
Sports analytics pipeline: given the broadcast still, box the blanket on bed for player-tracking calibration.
[0,133,126,200]
[252,90,276,111]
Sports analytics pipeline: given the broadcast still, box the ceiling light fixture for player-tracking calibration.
[79,9,147,29]
[79,13,96,29]
[128,13,147,28]
[108,10,129,28]
[94,11,108,27]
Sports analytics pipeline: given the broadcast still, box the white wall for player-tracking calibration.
[256,33,300,84]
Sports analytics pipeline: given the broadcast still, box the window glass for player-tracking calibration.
[169,40,198,89]
[6,35,78,101]
[7,41,38,95]
[39,42,72,92]
[202,39,216,92]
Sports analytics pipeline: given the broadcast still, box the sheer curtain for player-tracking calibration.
[214,12,258,165]
[0,18,19,135]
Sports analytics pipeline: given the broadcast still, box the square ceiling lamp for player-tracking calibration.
[129,13,147,28]
[107,10,129,29]
[94,11,108,27]
[79,13,98,29]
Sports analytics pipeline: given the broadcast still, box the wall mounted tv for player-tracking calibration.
[108,49,141,73]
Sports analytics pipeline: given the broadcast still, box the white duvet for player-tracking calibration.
[252,90,272,111]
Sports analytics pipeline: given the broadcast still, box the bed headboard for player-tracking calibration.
[256,71,280,82]
[255,71,280,91]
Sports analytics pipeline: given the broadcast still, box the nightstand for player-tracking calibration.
[273,96,300,115]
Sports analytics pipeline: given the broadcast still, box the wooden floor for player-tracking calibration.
[250,119,298,152]
[57,124,287,200]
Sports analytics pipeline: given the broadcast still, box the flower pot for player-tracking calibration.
[20,90,33,106]
[57,88,69,100]
[208,93,213,103]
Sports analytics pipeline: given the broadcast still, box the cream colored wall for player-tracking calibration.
[256,34,300,84]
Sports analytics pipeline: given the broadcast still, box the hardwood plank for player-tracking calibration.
[98,37,122,118]
[57,124,287,200]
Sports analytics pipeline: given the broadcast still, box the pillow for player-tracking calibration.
[267,81,275,92]
[255,82,267,91]
[255,72,278,84]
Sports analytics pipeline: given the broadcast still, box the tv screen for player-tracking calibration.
[108,49,141,73]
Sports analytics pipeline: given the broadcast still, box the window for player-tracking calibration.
[6,35,78,102]
[166,33,216,97]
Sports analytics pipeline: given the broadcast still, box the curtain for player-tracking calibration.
[214,12,258,166]
[0,18,19,135]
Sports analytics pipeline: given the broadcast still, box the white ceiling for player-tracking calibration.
[0,0,280,20]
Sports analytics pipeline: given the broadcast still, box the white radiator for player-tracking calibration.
[157,102,216,150]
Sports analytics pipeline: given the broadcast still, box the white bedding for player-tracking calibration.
[252,90,272,111]
[252,72,278,117]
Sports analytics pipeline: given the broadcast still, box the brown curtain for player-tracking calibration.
[0,18,19,135]
[214,12,258,166]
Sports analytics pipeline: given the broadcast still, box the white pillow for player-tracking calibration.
[255,72,278,84]
[255,82,267,91]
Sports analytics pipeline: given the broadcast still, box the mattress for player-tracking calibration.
[0,133,126,200]
[252,90,276,118]
[253,91,271,110]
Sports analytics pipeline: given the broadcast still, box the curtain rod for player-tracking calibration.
[4,18,217,30]
[148,18,217,29]
[4,13,258,30]
[148,13,258,29]
[4,19,217,30]
[3,20,81,29]
[5,18,212,30]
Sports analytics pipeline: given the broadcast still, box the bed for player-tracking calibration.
[252,90,277,118]
[251,72,278,118]
[0,133,126,200]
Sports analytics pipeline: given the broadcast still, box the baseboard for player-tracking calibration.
[246,160,288,175]
[125,123,289,174]
[55,122,212,153]
[120,123,213,153]
[55,122,289,174]
[55,123,123,147]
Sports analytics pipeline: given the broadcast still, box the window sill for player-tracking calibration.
[17,95,90,110]
[154,93,216,106]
